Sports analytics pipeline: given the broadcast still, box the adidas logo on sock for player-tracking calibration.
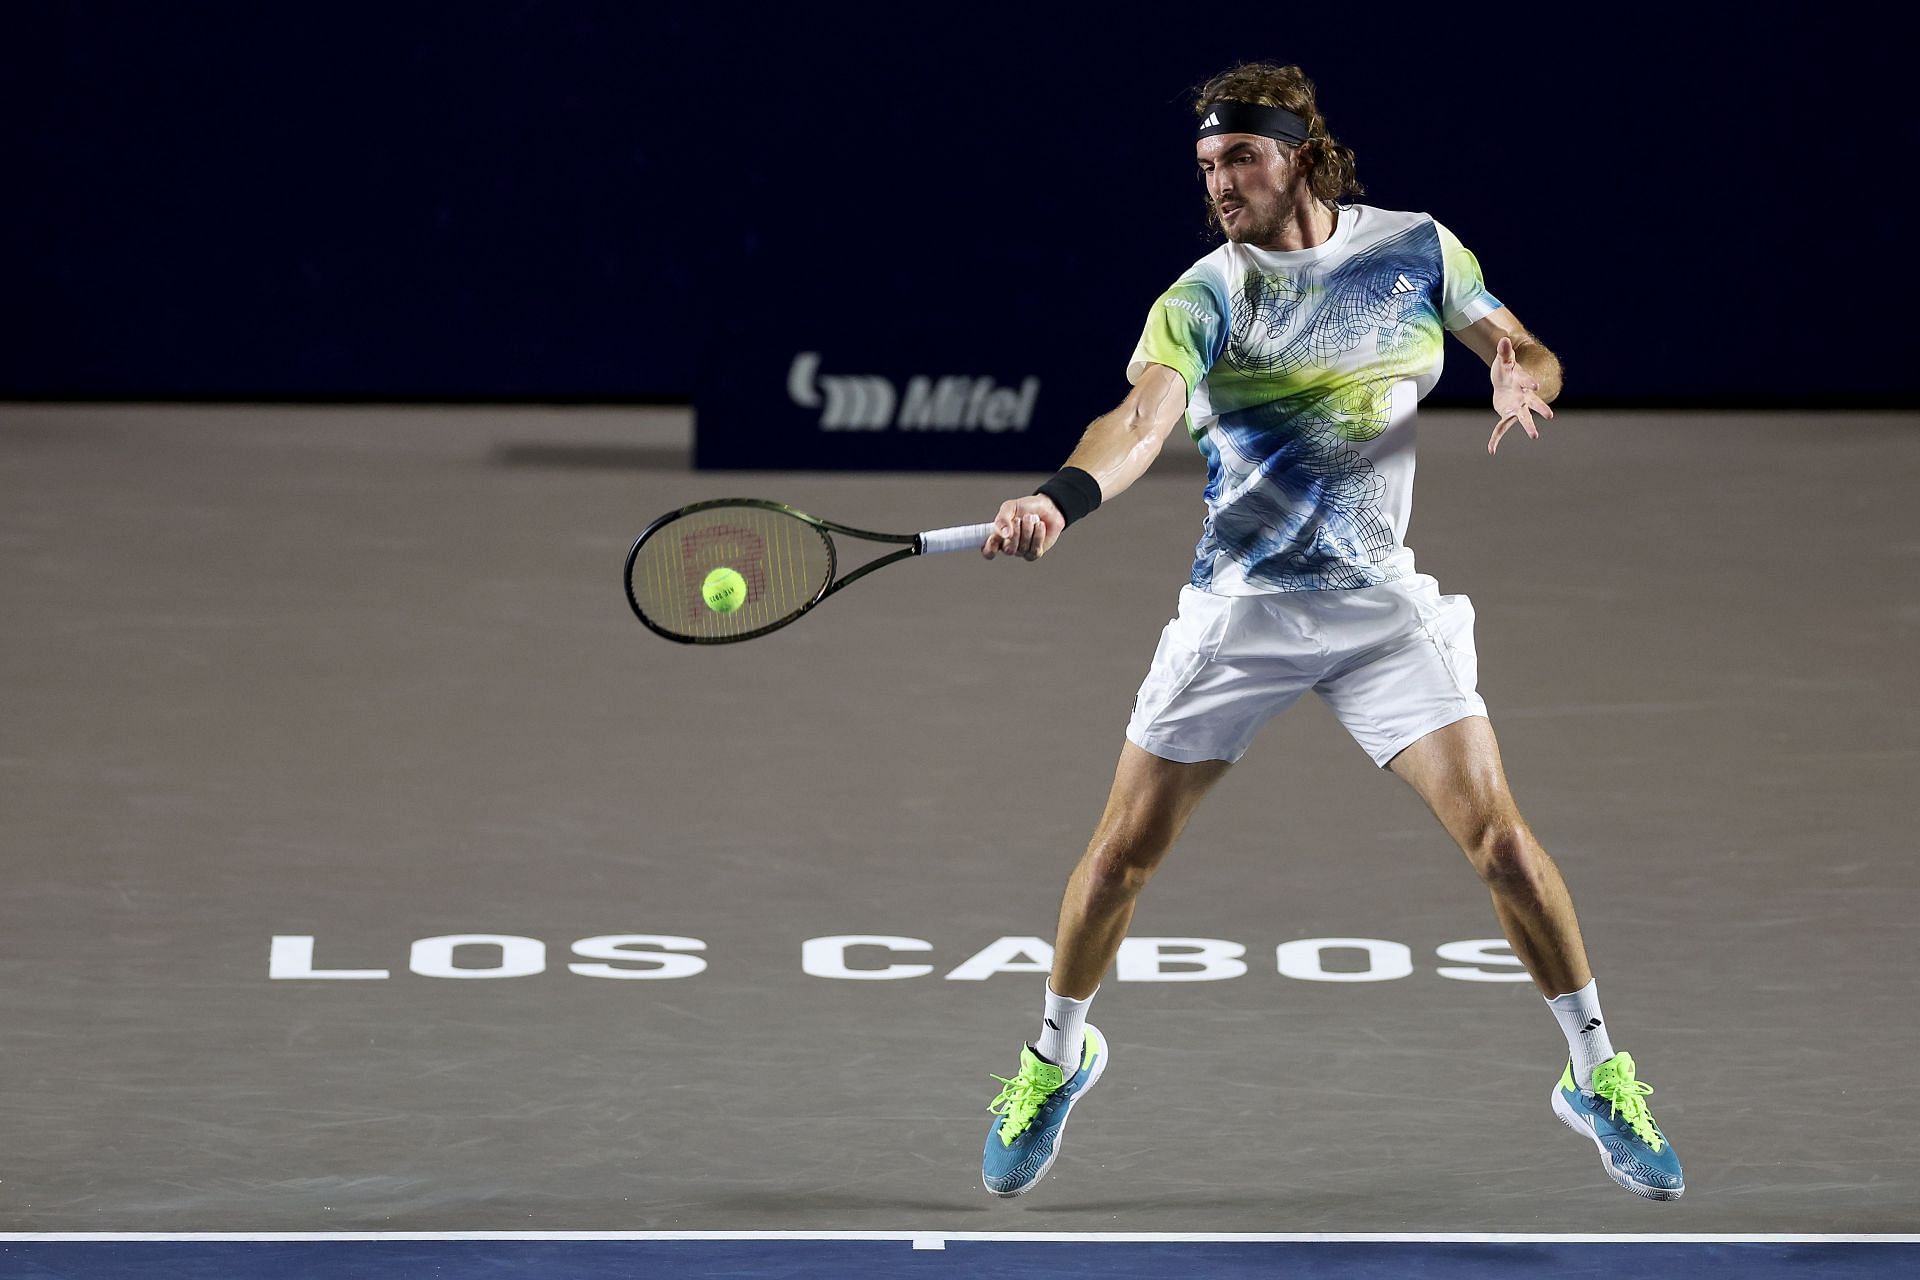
[1044,1018,1062,1031]
[1580,1017,1604,1033]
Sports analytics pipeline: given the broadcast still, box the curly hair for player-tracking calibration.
[1194,62,1363,205]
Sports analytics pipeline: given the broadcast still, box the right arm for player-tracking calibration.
[982,362,1190,561]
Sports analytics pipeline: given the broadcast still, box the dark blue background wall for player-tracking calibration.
[2,2,1906,410]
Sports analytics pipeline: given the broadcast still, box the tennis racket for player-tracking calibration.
[625,498,994,644]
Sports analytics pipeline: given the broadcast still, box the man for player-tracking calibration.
[976,62,1682,1203]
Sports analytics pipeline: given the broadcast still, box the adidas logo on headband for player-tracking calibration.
[1197,101,1310,145]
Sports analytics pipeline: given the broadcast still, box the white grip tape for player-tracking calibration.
[917,523,996,556]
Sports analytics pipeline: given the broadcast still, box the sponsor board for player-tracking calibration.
[269,934,1529,984]
[786,352,1040,433]
[694,322,1102,470]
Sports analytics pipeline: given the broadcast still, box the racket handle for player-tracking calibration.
[917,522,996,556]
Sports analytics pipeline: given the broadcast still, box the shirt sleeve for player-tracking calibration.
[1126,274,1229,397]
[1434,220,1502,332]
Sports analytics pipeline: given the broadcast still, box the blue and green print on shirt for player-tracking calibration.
[1128,205,1500,593]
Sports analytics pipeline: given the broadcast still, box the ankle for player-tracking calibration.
[1035,982,1095,1072]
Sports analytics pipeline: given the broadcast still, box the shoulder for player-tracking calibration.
[1159,244,1235,308]
[1343,204,1443,245]
[1335,206,1451,275]
[1346,203,1428,231]
[1178,243,1237,290]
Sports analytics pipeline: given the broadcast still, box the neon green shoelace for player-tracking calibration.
[1591,1053,1666,1152]
[987,1059,1064,1144]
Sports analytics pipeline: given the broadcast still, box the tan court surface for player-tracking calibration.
[1,403,1915,1232]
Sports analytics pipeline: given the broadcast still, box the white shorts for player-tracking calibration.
[1124,576,1488,768]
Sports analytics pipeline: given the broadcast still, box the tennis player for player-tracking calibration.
[976,62,1682,1202]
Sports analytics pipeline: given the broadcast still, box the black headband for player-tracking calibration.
[1196,101,1310,146]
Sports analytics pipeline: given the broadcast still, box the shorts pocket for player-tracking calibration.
[1414,592,1479,698]
[1132,590,1231,724]
[1132,632,1211,725]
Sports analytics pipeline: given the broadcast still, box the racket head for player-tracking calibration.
[625,500,836,644]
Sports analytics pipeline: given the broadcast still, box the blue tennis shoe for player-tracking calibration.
[982,1024,1107,1197]
[1552,1051,1684,1200]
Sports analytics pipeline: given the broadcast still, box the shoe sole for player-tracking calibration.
[983,1025,1108,1199]
[1551,1082,1684,1201]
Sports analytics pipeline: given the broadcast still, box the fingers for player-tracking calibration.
[991,512,1045,560]
[1487,401,1553,455]
[983,499,1019,558]
[1492,359,1537,393]
[1029,514,1059,560]
[1039,515,1062,559]
[983,503,1057,560]
[1519,394,1553,438]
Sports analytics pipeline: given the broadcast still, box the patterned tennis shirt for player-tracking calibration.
[1128,205,1500,593]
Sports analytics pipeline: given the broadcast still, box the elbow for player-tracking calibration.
[1516,341,1564,402]
[1118,407,1175,466]
[1117,401,1161,437]
[1540,362,1565,403]
[1119,387,1184,446]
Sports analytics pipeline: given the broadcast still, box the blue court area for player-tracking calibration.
[3,1235,1914,1279]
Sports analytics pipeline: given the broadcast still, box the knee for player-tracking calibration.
[1467,817,1544,894]
[1080,829,1168,902]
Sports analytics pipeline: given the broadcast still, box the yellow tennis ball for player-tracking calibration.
[702,566,747,614]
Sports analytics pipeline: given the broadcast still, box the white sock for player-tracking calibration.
[1034,983,1095,1073]
[1547,979,1617,1091]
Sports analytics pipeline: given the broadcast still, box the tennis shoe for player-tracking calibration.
[1552,1050,1684,1200]
[981,1024,1107,1197]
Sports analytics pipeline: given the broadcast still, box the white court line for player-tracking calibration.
[0,1232,1915,1244]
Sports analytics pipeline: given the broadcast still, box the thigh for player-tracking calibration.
[1386,713,1516,844]
[1089,739,1234,860]
[1314,577,1487,768]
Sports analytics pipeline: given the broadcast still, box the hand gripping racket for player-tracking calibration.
[624,499,994,644]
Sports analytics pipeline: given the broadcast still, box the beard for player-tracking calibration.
[1216,202,1280,244]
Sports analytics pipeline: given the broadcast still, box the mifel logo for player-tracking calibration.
[787,353,1039,433]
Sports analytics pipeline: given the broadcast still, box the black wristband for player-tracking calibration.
[1034,466,1103,528]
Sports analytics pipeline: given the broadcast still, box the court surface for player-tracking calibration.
[2,404,1915,1273]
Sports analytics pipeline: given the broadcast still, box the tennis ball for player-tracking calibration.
[702,566,747,614]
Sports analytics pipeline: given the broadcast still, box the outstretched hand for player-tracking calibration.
[1488,336,1555,455]
[981,496,1066,560]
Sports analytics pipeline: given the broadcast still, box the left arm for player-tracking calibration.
[1455,306,1561,455]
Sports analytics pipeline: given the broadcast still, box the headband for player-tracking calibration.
[1196,101,1310,146]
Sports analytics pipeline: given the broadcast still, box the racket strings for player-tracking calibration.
[629,507,833,641]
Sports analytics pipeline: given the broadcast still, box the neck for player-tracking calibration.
[1251,196,1336,253]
